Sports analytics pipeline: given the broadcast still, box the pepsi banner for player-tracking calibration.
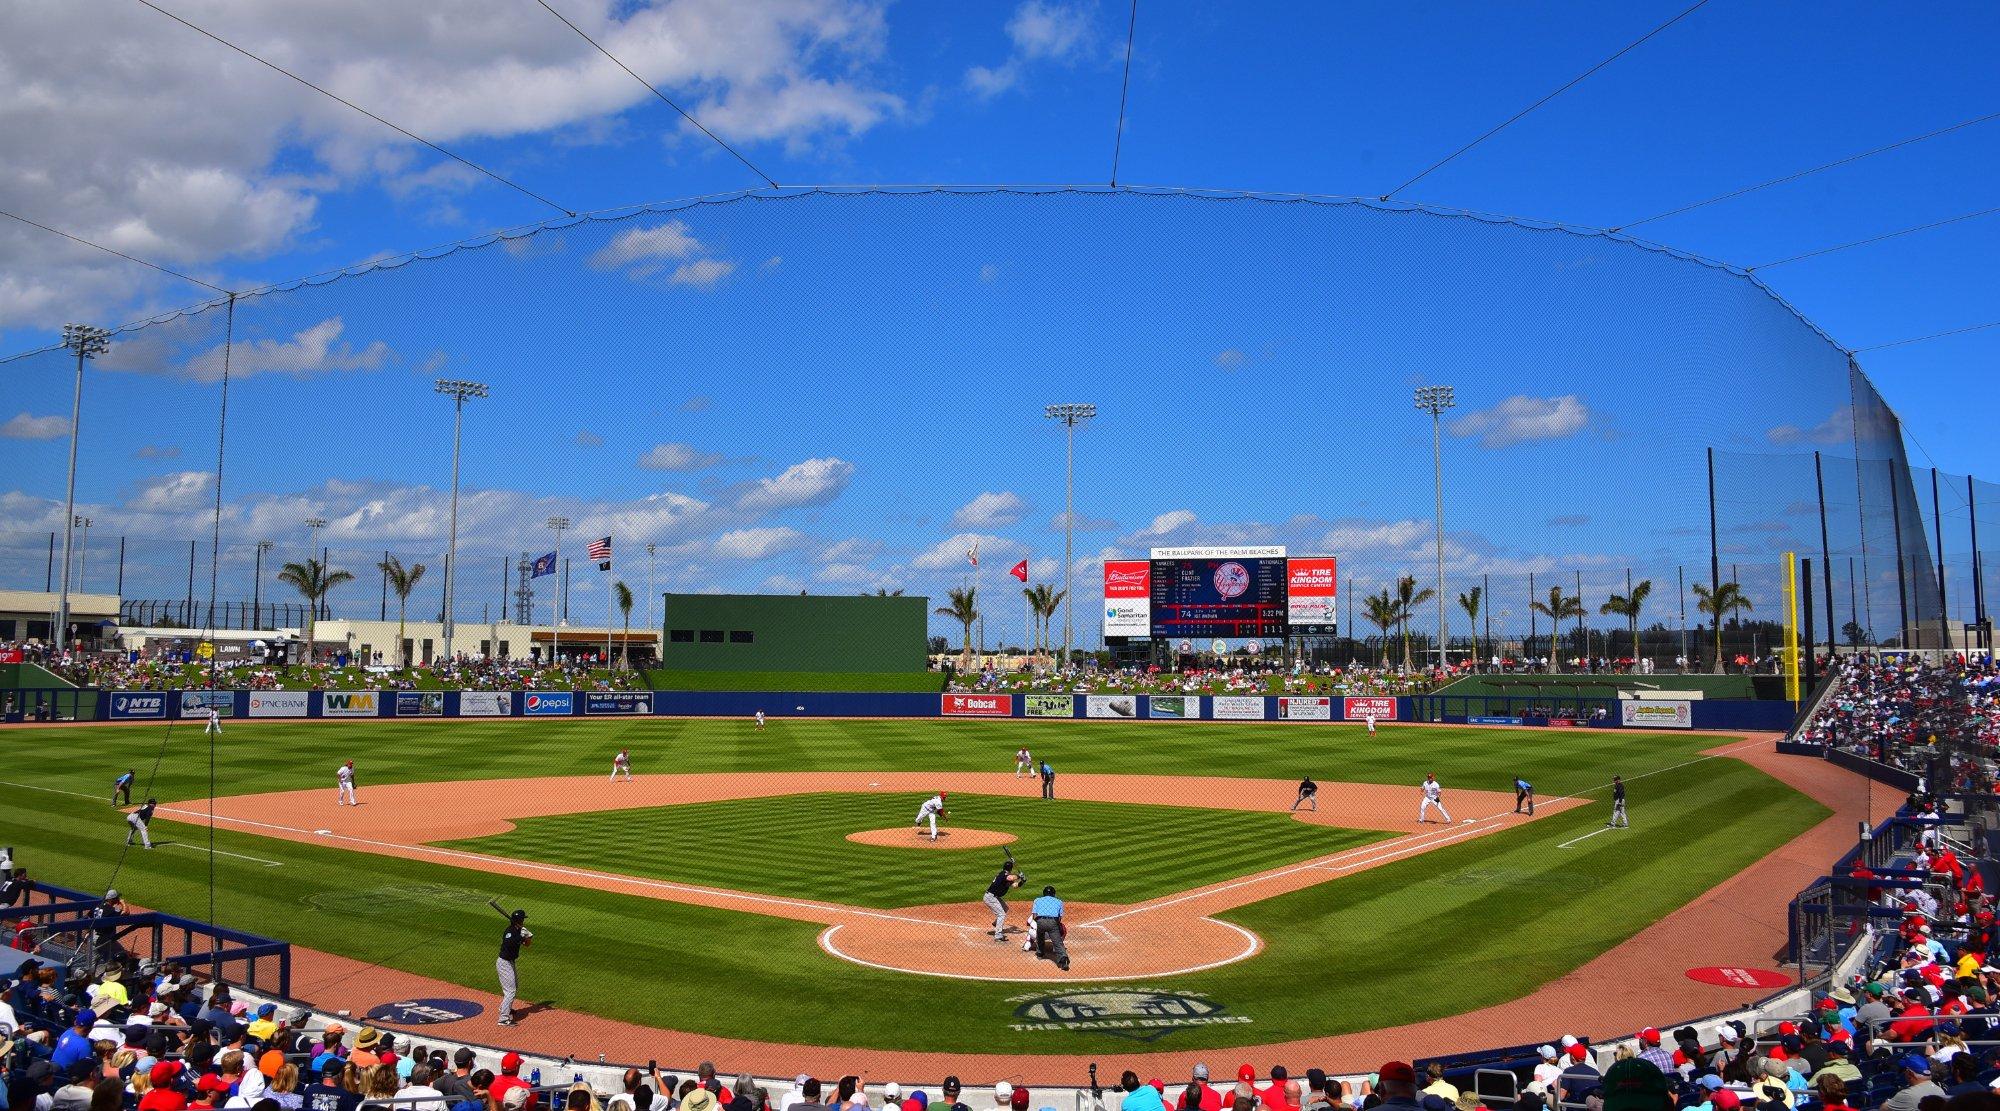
[109,692,167,719]
[584,692,651,715]
[523,692,574,716]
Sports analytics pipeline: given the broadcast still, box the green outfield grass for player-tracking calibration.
[0,717,1832,1053]
[443,792,1392,908]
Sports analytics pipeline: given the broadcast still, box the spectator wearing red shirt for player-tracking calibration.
[489,1053,539,1111]
[1888,997,1933,1043]
[1257,1067,1296,1111]
[141,1063,189,1111]
[1177,1066,1222,1111]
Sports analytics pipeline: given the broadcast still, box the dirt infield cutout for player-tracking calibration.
[845,827,1019,849]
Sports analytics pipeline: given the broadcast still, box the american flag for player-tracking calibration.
[587,536,612,566]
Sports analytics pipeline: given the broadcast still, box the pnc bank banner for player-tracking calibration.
[321,692,381,717]
[247,691,310,718]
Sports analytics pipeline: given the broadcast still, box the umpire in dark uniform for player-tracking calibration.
[496,909,532,1026]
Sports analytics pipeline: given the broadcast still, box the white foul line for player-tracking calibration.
[166,843,283,867]
[1557,826,1616,850]
[0,780,112,802]
[815,917,1263,983]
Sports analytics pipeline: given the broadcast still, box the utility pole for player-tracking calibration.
[1414,385,1456,671]
[1044,403,1096,666]
[56,323,110,652]
[546,517,569,663]
[253,541,273,628]
[434,378,488,660]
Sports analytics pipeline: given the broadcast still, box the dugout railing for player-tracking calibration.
[1,880,292,997]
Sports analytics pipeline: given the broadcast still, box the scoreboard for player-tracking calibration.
[1148,557,1289,639]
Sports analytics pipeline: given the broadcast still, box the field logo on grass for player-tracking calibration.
[1341,696,1397,721]
[322,692,380,717]
[110,693,167,719]
[523,692,574,716]
[1621,700,1692,729]
[1024,694,1074,718]
[1008,987,1247,1041]
[1148,695,1196,719]
[303,883,493,915]
[1276,696,1331,721]
[460,691,513,717]
[247,691,310,718]
[1211,695,1265,720]
[395,692,444,717]
[364,998,482,1025]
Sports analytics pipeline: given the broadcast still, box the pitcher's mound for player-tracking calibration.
[846,828,1017,849]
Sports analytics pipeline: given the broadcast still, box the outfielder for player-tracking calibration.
[1609,775,1628,828]
[754,710,766,730]
[112,769,135,806]
[1014,748,1032,778]
[336,760,358,806]
[1365,712,1377,736]
[1417,773,1452,824]
[206,708,222,736]
[1513,776,1535,815]
[1290,776,1318,812]
[125,798,157,849]
[610,748,632,782]
[494,906,532,1026]
[982,858,1023,940]
[914,792,948,840]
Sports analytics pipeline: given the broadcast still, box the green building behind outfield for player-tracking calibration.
[659,593,929,673]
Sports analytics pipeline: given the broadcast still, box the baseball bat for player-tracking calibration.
[488,898,508,918]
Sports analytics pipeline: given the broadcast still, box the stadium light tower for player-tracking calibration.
[1045,403,1096,666]
[546,516,570,662]
[1414,385,1456,671]
[434,378,488,661]
[55,323,110,654]
[303,517,329,624]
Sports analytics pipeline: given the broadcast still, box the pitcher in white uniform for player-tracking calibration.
[913,792,948,840]
[1417,773,1452,824]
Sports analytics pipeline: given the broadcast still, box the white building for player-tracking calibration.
[302,618,656,666]
[0,589,122,646]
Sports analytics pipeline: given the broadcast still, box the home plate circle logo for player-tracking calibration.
[1685,966,1791,989]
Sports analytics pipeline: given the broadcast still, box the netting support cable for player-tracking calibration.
[204,294,235,958]
[1751,205,2000,271]
[1815,452,1836,651]
[1380,0,1712,200]
[135,0,575,217]
[0,208,232,295]
[531,0,777,189]
[1615,109,2000,231]
[1852,318,2000,353]
[1109,0,1139,187]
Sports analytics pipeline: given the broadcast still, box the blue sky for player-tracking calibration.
[0,0,1994,642]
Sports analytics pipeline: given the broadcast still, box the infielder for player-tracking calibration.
[1609,775,1628,828]
[125,798,157,849]
[982,859,1023,940]
[1014,748,1032,778]
[1513,776,1535,815]
[1290,776,1318,812]
[495,907,532,1026]
[1417,773,1452,824]
[610,748,632,782]
[914,792,948,840]
[112,769,135,806]
[336,760,358,806]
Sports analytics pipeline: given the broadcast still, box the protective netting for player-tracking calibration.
[0,186,1948,662]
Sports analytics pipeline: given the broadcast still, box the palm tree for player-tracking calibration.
[1692,581,1754,671]
[1040,587,1066,663]
[1530,586,1585,672]
[278,557,354,663]
[375,556,427,669]
[613,580,634,669]
[862,587,906,596]
[1599,579,1653,669]
[1457,585,1483,671]
[1362,588,1398,668]
[935,586,979,665]
[1020,585,1044,658]
[1393,574,1435,671]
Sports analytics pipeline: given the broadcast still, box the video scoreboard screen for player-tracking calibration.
[1149,557,1289,639]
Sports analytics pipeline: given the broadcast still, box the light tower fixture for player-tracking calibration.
[434,378,488,661]
[1414,385,1457,671]
[546,516,570,663]
[54,323,111,653]
[1044,402,1097,667]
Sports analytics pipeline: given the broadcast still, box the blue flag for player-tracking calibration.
[531,552,556,578]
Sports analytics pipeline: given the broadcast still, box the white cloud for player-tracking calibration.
[98,317,392,383]
[1050,510,1118,532]
[667,258,737,288]
[965,63,1019,98]
[1767,406,1854,446]
[952,491,1028,528]
[128,470,214,512]
[732,457,854,511]
[1133,509,1196,537]
[0,413,69,440]
[589,221,701,271]
[1449,394,1590,449]
[978,262,1001,282]
[965,1,1092,99]
[818,537,882,564]
[912,532,1021,570]
[637,442,724,471]
[575,430,604,448]
[709,526,804,560]
[134,444,181,459]
[1214,349,1248,370]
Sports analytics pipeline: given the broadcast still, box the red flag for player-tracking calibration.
[1009,559,1029,582]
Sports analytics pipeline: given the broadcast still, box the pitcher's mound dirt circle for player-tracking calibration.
[819,901,1262,981]
[846,828,1017,849]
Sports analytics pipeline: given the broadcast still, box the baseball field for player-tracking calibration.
[0,716,1829,1058]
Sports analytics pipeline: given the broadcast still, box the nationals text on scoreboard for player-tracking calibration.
[1101,547,1339,640]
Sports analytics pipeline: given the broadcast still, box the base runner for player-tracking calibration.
[125,798,156,849]
[914,792,948,840]
[1417,773,1452,824]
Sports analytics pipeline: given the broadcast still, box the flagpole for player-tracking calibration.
[605,549,614,673]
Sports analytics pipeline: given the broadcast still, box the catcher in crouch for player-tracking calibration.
[1023,884,1070,971]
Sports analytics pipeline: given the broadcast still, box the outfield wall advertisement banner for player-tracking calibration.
[523,692,573,716]
[396,692,444,717]
[1342,696,1398,721]
[1286,557,1338,631]
[585,692,652,715]
[1469,715,1525,725]
[248,691,310,718]
[941,694,1012,717]
[1086,694,1139,718]
[321,692,381,717]
[1024,695,1074,718]
[109,693,167,719]
[1621,700,1692,729]
[1211,695,1266,720]
[1148,695,1197,719]
[1102,561,1152,637]
[1276,696,1331,720]
[459,692,513,717]
[180,690,233,717]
